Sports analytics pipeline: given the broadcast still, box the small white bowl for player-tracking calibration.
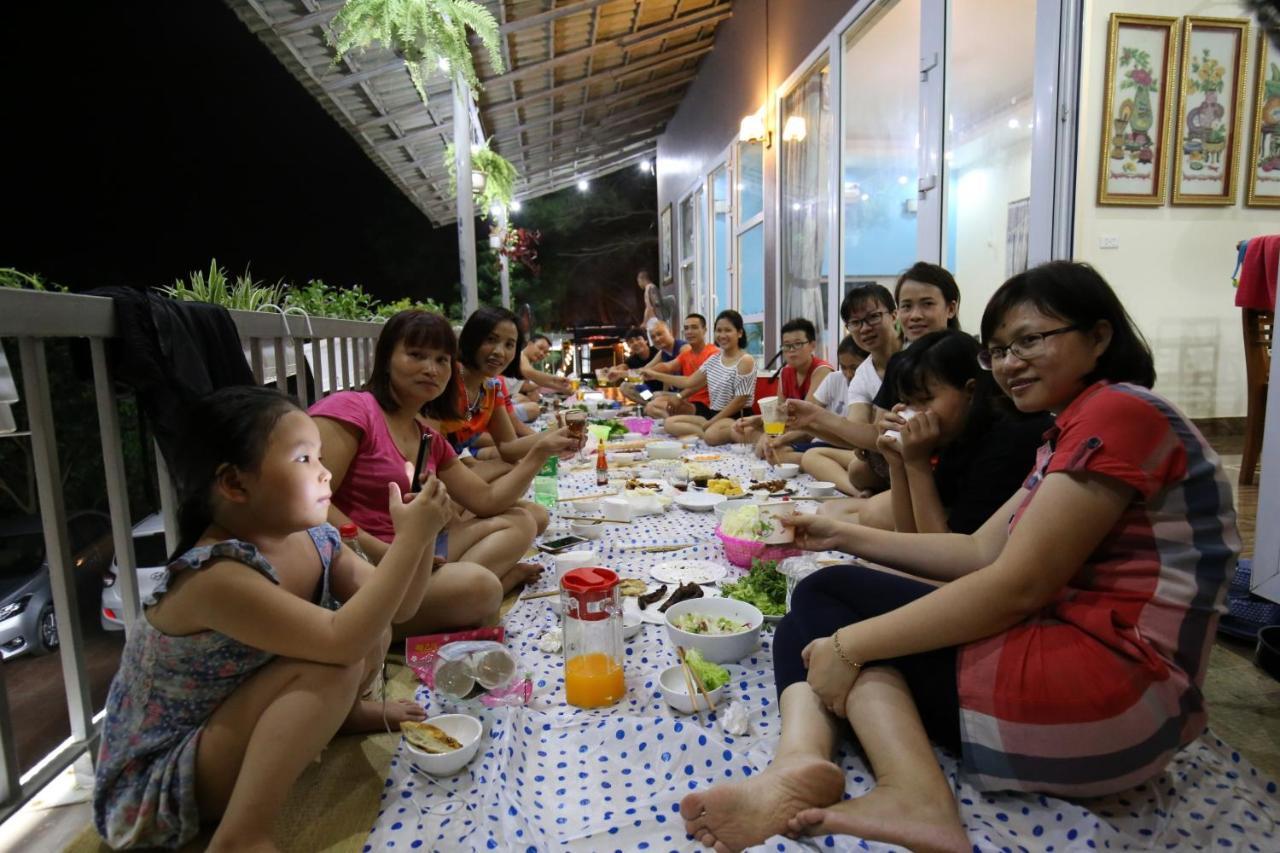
[555,550,599,580]
[610,451,641,464]
[646,440,683,460]
[673,492,726,512]
[570,520,606,540]
[402,713,483,776]
[658,664,727,714]
[623,613,644,640]
[775,462,800,479]
[807,481,837,497]
[665,597,764,664]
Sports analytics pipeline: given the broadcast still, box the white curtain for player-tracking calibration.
[781,63,832,353]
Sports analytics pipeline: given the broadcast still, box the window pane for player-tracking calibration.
[944,0,1036,328]
[737,141,764,221]
[780,56,833,353]
[679,195,696,316]
[842,0,920,279]
[738,224,765,316]
[712,166,731,314]
[744,321,765,359]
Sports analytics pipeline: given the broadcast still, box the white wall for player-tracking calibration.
[1076,0,1277,418]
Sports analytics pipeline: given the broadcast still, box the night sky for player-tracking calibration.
[3,1,463,303]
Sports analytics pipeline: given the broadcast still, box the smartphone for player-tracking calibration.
[537,535,589,553]
[411,432,431,491]
[638,387,654,401]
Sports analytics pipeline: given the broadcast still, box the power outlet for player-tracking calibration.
[1099,235,1120,250]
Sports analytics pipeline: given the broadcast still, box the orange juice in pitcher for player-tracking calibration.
[560,567,625,709]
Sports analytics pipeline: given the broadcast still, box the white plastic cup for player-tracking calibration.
[750,463,769,480]
[555,549,598,581]
[758,396,785,436]
[759,501,796,544]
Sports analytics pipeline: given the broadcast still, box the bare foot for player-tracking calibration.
[680,755,846,852]
[787,783,969,853]
[501,561,544,593]
[340,698,426,734]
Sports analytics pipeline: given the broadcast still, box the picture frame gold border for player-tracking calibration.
[1245,29,1280,208]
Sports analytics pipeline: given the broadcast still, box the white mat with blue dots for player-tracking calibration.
[362,440,1279,852]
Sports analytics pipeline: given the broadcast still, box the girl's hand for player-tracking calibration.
[536,426,581,457]
[731,415,760,443]
[783,398,823,430]
[388,475,453,542]
[875,433,905,468]
[786,513,847,552]
[801,635,862,717]
[874,405,908,435]
[898,410,942,463]
[762,437,783,465]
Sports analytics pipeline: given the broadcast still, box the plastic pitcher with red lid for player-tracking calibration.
[560,566,625,708]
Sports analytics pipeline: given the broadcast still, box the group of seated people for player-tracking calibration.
[91,261,1240,853]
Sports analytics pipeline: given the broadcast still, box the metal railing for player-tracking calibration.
[0,288,383,822]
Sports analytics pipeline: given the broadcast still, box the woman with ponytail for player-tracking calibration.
[94,386,451,851]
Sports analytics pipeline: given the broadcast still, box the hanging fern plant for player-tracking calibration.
[328,0,504,105]
[444,141,519,214]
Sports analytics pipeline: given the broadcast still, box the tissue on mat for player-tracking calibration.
[719,700,750,736]
[538,627,563,654]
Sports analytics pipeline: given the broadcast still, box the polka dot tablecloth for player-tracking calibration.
[363,439,1280,852]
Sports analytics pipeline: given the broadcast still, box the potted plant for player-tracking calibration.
[444,140,519,213]
[328,0,504,105]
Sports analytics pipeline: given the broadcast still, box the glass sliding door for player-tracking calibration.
[710,162,732,318]
[943,0,1037,329]
[736,140,765,357]
[780,55,835,355]
[841,0,923,307]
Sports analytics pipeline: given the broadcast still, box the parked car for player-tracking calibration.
[0,511,114,660]
[101,513,170,631]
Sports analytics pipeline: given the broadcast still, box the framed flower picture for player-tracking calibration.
[1097,14,1179,205]
[1171,17,1251,205]
[1246,30,1280,207]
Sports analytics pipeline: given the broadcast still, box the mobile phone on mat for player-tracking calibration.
[537,535,589,553]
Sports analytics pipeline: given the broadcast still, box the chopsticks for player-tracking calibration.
[619,543,694,553]
[519,588,560,600]
[557,515,631,524]
[558,491,617,503]
[676,645,717,712]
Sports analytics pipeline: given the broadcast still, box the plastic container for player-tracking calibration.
[561,567,625,708]
[622,417,653,435]
[533,455,559,510]
[714,525,800,569]
[338,523,369,562]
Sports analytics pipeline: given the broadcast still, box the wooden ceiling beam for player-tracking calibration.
[499,0,616,35]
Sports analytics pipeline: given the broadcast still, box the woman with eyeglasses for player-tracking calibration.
[792,284,902,502]
[680,262,1238,853]
[732,318,834,464]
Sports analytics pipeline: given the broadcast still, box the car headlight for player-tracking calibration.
[0,595,32,621]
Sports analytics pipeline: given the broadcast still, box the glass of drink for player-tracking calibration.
[759,396,786,436]
[564,410,587,458]
[778,555,821,612]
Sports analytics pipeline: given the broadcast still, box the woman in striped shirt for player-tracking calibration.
[642,309,756,446]
[680,262,1239,853]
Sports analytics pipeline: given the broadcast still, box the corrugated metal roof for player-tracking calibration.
[225,0,730,224]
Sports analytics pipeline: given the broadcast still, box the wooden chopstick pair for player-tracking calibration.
[557,515,631,524]
[558,491,617,503]
[675,645,717,712]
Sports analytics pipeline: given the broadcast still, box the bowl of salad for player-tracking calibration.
[664,596,763,663]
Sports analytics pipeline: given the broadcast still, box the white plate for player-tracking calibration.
[630,585,723,624]
[673,492,726,512]
[651,559,728,586]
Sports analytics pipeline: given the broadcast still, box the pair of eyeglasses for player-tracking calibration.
[845,311,887,332]
[780,341,811,352]
[978,326,1080,370]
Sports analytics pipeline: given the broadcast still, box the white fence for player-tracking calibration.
[0,288,383,821]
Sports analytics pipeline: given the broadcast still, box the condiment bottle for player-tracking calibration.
[338,523,369,562]
[560,567,625,708]
[596,443,609,487]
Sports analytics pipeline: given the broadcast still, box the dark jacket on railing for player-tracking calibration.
[89,287,253,484]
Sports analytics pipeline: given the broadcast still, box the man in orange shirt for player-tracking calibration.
[642,313,719,418]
